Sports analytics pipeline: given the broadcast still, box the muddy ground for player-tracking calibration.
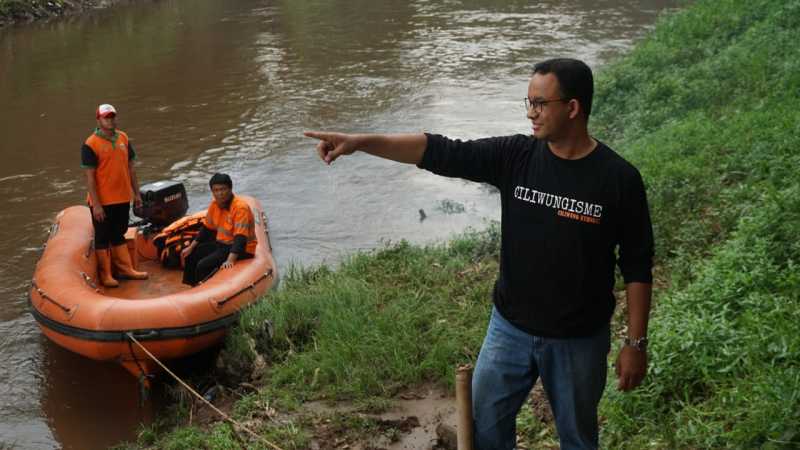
[184,381,556,450]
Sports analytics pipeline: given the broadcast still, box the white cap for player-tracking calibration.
[96,104,117,118]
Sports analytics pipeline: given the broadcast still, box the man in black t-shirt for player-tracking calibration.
[304,58,654,450]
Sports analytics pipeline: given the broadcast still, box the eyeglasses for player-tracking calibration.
[524,97,568,112]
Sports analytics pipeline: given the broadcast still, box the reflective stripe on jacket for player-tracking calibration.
[85,130,132,206]
[202,195,257,254]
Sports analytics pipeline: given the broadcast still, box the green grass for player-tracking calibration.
[132,0,800,448]
[591,0,800,448]
[600,188,800,448]
[223,227,500,402]
[593,0,800,269]
[123,227,501,449]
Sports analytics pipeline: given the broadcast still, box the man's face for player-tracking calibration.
[526,73,571,141]
[211,184,233,206]
[97,115,117,133]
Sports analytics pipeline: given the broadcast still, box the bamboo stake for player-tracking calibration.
[456,364,474,450]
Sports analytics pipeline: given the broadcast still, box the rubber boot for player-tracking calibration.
[111,244,149,280]
[96,249,119,287]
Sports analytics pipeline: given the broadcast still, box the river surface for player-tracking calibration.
[0,0,676,448]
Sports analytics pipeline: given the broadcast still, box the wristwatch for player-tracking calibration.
[623,336,648,351]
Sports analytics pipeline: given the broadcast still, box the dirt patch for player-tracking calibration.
[303,383,557,449]
[307,415,424,450]
[304,384,458,450]
[379,387,457,450]
[169,380,555,449]
[188,387,238,428]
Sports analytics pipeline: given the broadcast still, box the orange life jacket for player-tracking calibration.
[85,130,133,206]
[152,212,206,268]
[203,196,257,254]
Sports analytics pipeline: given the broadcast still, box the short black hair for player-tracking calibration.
[209,173,233,189]
[532,58,594,119]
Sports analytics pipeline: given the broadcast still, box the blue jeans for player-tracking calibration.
[472,306,610,450]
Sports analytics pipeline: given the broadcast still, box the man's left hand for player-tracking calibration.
[615,346,648,391]
[221,260,234,270]
[133,195,143,210]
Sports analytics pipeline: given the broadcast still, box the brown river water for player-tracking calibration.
[0,0,677,448]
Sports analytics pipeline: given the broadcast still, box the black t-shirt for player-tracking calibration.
[420,133,654,337]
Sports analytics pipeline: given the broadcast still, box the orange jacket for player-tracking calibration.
[203,195,257,254]
[84,130,133,206]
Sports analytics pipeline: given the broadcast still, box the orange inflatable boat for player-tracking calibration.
[29,195,276,383]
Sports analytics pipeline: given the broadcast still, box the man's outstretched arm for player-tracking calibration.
[304,131,427,165]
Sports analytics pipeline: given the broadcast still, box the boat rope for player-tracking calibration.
[37,241,48,262]
[127,337,154,404]
[31,279,71,314]
[34,222,58,264]
[261,211,273,252]
[85,237,94,259]
[216,269,273,307]
[126,333,285,450]
[80,271,98,290]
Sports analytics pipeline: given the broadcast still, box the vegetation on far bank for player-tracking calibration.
[0,0,107,27]
[122,0,800,448]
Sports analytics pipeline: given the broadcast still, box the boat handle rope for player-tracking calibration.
[215,269,274,308]
[80,271,98,290]
[261,211,273,252]
[34,222,58,264]
[131,329,159,339]
[126,332,285,450]
[35,242,48,265]
[31,279,73,315]
[126,337,155,404]
[84,238,95,259]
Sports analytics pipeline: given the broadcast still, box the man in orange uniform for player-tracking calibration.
[181,173,257,286]
[81,104,148,287]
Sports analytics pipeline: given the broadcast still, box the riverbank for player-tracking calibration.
[118,0,800,448]
[0,0,139,28]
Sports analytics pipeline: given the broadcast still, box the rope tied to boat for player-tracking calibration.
[31,279,72,314]
[85,237,94,259]
[126,332,285,450]
[126,337,154,404]
[215,269,273,308]
[80,271,98,290]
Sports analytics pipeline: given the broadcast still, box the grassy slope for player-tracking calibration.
[594,0,800,448]
[129,230,503,450]
[227,231,500,401]
[132,0,800,448]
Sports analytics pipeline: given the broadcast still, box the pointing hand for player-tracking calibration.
[304,131,359,165]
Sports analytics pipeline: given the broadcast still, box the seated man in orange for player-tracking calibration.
[81,103,148,287]
[181,173,257,286]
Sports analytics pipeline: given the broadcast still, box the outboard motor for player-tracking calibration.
[135,180,189,227]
